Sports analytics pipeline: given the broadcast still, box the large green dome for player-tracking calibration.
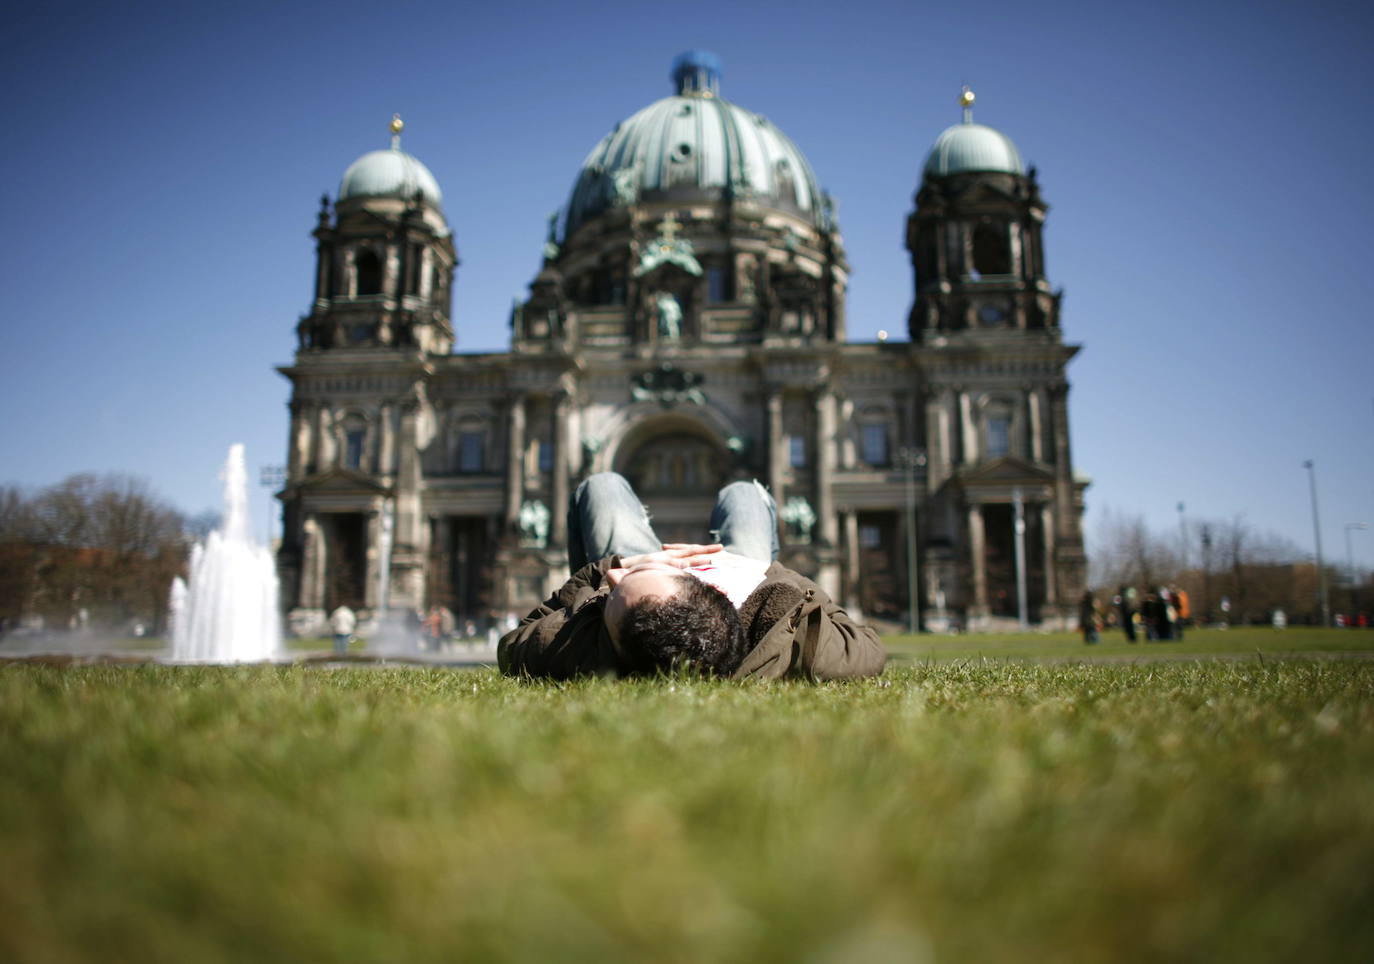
[565,52,824,236]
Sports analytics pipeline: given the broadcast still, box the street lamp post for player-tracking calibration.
[260,464,285,546]
[1200,524,1212,625]
[1013,487,1028,631]
[896,447,926,634]
[1303,460,1329,626]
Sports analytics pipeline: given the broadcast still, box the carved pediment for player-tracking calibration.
[293,468,392,496]
[958,455,1054,486]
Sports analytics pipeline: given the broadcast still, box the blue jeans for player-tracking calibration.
[566,473,779,570]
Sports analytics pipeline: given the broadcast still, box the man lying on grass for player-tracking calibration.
[498,473,885,680]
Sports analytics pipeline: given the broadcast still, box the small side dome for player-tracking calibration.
[923,123,1023,177]
[922,90,1023,178]
[338,116,443,206]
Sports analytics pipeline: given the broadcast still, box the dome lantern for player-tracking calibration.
[671,49,721,96]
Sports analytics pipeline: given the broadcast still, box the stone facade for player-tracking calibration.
[275,66,1086,635]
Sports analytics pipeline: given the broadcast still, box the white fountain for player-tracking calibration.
[169,444,281,662]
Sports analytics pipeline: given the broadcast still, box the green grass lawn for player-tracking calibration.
[3,660,1372,962]
[885,625,1374,662]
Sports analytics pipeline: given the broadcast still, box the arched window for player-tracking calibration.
[972,221,1012,276]
[456,430,485,473]
[860,423,889,467]
[355,248,383,295]
[979,396,1019,461]
[340,414,368,470]
[707,264,733,303]
[986,417,1011,458]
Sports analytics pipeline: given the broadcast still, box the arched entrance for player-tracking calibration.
[612,418,733,545]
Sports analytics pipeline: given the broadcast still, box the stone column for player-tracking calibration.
[394,398,424,557]
[1028,388,1045,463]
[967,503,988,613]
[925,390,946,491]
[364,506,381,610]
[300,513,324,610]
[1050,386,1074,536]
[315,405,334,471]
[1009,222,1024,280]
[941,388,957,472]
[767,390,784,504]
[838,396,855,470]
[378,402,396,477]
[815,388,838,546]
[504,395,526,535]
[383,243,400,298]
[959,390,977,465]
[1041,503,1057,607]
[843,509,861,615]
[550,392,571,546]
[419,247,433,300]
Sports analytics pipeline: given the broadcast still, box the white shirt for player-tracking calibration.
[329,606,356,634]
[685,552,769,609]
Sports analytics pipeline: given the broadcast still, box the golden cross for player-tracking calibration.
[658,212,682,242]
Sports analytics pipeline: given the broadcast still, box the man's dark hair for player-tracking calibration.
[618,576,746,676]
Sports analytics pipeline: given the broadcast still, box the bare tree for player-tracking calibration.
[0,474,189,635]
[1090,507,1315,627]
[1087,508,1178,591]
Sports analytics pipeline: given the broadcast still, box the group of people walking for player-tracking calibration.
[1079,585,1191,644]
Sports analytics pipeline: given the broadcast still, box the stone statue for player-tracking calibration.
[780,496,817,543]
[654,292,681,341]
[611,168,638,206]
[736,254,757,303]
[630,363,705,407]
[518,499,550,548]
[543,211,560,261]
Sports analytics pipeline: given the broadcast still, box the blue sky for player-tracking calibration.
[3,0,1373,570]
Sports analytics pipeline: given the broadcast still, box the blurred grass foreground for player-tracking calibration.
[3,655,1373,961]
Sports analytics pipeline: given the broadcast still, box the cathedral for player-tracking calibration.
[275,52,1087,635]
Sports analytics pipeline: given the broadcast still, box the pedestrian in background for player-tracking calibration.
[1080,590,1100,645]
[329,605,356,656]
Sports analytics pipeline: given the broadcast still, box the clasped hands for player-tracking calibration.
[617,543,725,571]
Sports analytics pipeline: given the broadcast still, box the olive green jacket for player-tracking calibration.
[497,556,886,680]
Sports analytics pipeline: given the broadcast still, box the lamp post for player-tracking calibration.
[1013,487,1028,631]
[1303,460,1329,626]
[896,447,926,634]
[1200,524,1212,625]
[259,464,285,546]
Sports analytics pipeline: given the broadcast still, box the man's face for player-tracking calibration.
[603,562,688,645]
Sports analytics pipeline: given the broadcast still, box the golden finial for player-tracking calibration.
[389,114,404,149]
[959,86,975,124]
